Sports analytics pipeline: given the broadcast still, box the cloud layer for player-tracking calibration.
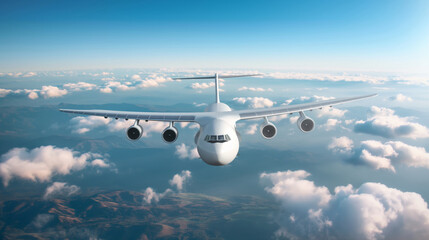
[0,146,110,186]
[354,106,429,139]
[329,137,429,172]
[261,170,429,240]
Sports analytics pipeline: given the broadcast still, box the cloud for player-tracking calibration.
[0,88,12,98]
[282,95,335,106]
[388,93,412,102]
[169,170,191,191]
[245,124,259,135]
[354,106,429,139]
[70,116,168,137]
[267,72,388,84]
[43,182,80,199]
[321,119,341,131]
[233,97,275,108]
[143,170,192,204]
[142,187,172,204]
[27,91,39,99]
[30,214,54,229]
[190,81,224,89]
[329,137,429,172]
[39,86,68,98]
[261,170,429,240]
[317,107,348,118]
[63,82,97,91]
[175,143,199,159]
[137,75,172,88]
[0,145,110,186]
[328,136,354,154]
[100,81,135,93]
[238,86,273,92]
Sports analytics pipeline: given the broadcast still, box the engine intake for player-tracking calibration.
[297,112,315,132]
[162,126,178,143]
[260,122,277,139]
[127,121,143,140]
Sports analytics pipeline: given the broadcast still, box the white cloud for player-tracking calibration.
[143,170,192,204]
[0,146,110,186]
[267,72,388,84]
[175,143,199,159]
[142,187,172,204]
[317,107,348,118]
[328,136,354,154]
[131,74,142,81]
[261,170,429,240]
[233,97,275,108]
[43,182,80,199]
[30,214,54,229]
[39,86,68,98]
[238,86,273,92]
[138,75,172,88]
[289,116,299,124]
[282,95,335,106]
[191,81,224,89]
[23,72,37,77]
[63,82,97,91]
[321,119,341,131]
[0,88,12,98]
[330,137,429,172]
[70,116,168,137]
[354,106,429,139]
[389,93,412,102]
[102,81,135,92]
[245,124,259,135]
[169,170,191,191]
[27,91,39,99]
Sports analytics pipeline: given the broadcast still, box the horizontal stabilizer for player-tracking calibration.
[173,74,262,80]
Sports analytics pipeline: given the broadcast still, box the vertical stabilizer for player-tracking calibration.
[215,73,220,103]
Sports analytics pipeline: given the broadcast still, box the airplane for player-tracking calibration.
[60,73,376,166]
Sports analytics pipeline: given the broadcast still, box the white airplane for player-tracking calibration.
[60,73,376,166]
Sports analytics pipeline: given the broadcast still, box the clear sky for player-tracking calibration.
[1,0,428,73]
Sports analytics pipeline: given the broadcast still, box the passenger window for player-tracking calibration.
[218,135,225,141]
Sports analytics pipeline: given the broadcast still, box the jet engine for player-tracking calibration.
[162,125,178,143]
[260,121,277,139]
[297,112,315,132]
[127,121,143,140]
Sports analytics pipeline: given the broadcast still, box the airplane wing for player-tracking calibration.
[235,94,377,120]
[59,109,200,122]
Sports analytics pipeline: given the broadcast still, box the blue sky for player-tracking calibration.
[1,0,428,73]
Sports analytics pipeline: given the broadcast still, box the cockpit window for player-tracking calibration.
[204,134,231,143]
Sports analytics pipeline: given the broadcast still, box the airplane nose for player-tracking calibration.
[198,143,237,166]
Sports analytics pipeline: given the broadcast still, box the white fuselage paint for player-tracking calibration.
[195,102,240,166]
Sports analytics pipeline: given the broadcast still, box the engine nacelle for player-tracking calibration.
[127,122,143,140]
[162,126,178,143]
[297,112,315,132]
[260,122,277,139]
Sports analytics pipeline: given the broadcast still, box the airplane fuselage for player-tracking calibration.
[195,103,240,166]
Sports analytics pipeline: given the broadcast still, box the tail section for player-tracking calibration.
[173,73,261,103]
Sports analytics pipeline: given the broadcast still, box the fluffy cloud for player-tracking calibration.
[317,107,347,118]
[283,95,335,106]
[328,136,354,154]
[191,81,224,90]
[169,170,191,192]
[261,170,429,240]
[245,123,259,135]
[238,86,273,92]
[0,146,110,186]
[175,143,199,159]
[389,93,412,102]
[70,116,168,137]
[63,82,97,91]
[0,88,12,98]
[137,75,172,88]
[39,86,68,98]
[143,170,192,204]
[320,119,342,131]
[100,81,135,93]
[43,182,80,199]
[142,187,172,204]
[354,106,429,139]
[329,137,429,172]
[267,72,388,84]
[233,97,275,108]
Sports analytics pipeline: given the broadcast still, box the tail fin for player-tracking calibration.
[173,73,262,103]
